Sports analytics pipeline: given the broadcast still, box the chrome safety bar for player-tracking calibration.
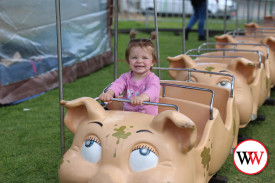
[95,97,180,112]
[160,82,214,120]
[226,30,275,38]
[242,27,275,31]
[185,48,262,69]
[198,42,269,59]
[152,67,235,98]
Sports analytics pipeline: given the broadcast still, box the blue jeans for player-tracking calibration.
[186,1,206,37]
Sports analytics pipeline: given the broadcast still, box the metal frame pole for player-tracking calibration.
[55,0,65,155]
[264,0,267,17]
[236,0,239,31]
[182,0,186,53]
[206,0,209,45]
[247,0,250,23]
[223,0,228,34]
[153,0,161,78]
[114,0,118,80]
[257,0,261,23]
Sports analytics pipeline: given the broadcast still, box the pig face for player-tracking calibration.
[59,97,197,183]
[167,54,256,127]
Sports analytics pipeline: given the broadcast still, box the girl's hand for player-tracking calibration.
[99,90,114,102]
[131,94,150,106]
[131,96,144,106]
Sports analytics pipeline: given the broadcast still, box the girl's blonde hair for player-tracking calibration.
[125,29,157,66]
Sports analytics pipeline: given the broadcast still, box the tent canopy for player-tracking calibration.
[0,0,113,104]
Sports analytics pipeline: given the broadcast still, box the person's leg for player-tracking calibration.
[198,1,206,40]
[187,6,199,29]
[186,6,199,39]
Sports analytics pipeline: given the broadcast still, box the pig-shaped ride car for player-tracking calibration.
[244,22,275,36]
[59,95,237,183]
[215,34,275,88]
[167,54,260,127]
[199,49,270,112]
[159,80,239,148]
[262,15,275,27]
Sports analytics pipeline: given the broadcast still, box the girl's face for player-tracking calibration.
[128,46,154,79]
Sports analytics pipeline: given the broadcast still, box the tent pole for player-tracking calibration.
[153,0,161,78]
[55,0,65,156]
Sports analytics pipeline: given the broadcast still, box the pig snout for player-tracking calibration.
[88,166,126,183]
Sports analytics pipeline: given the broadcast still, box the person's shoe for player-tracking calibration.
[198,35,206,41]
[185,29,190,40]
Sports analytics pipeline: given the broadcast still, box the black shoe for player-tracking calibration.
[198,35,206,41]
[185,28,190,40]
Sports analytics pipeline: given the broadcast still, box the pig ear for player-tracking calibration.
[245,22,260,30]
[227,58,256,84]
[150,110,197,153]
[215,34,236,49]
[166,54,196,79]
[60,97,106,134]
[264,15,274,22]
[262,36,275,52]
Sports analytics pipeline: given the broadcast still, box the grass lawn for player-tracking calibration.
[0,20,274,183]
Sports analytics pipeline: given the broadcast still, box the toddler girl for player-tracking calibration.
[99,30,160,115]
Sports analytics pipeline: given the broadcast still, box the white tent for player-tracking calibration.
[0,0,113,104]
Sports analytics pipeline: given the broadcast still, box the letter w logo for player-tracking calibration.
[236,151,264,165]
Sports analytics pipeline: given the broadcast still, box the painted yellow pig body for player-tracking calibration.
[167,54,258,127]
[59,96,237,183]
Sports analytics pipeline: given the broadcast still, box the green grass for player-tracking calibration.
[0,20,274,183]
[118,17,239,31]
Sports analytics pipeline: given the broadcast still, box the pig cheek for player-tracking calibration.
[59,148,99,183]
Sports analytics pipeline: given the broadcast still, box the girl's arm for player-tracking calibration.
[131,74,160,106]
[142,74,160,102]
[108,73,128,98]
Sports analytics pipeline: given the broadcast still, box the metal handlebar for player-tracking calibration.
[226,30,275,38]
[185,48,262,69]
[160,82,214,120]
[153,67,235,98]
[109,98,180,112]
[198,42,269,59]
[96,93,180,112]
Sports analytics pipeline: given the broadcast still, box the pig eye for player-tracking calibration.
[81,136,101,164]
[217,80,231,89]
[129,144,158,172]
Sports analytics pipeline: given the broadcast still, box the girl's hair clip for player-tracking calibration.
[129,29,156,42]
